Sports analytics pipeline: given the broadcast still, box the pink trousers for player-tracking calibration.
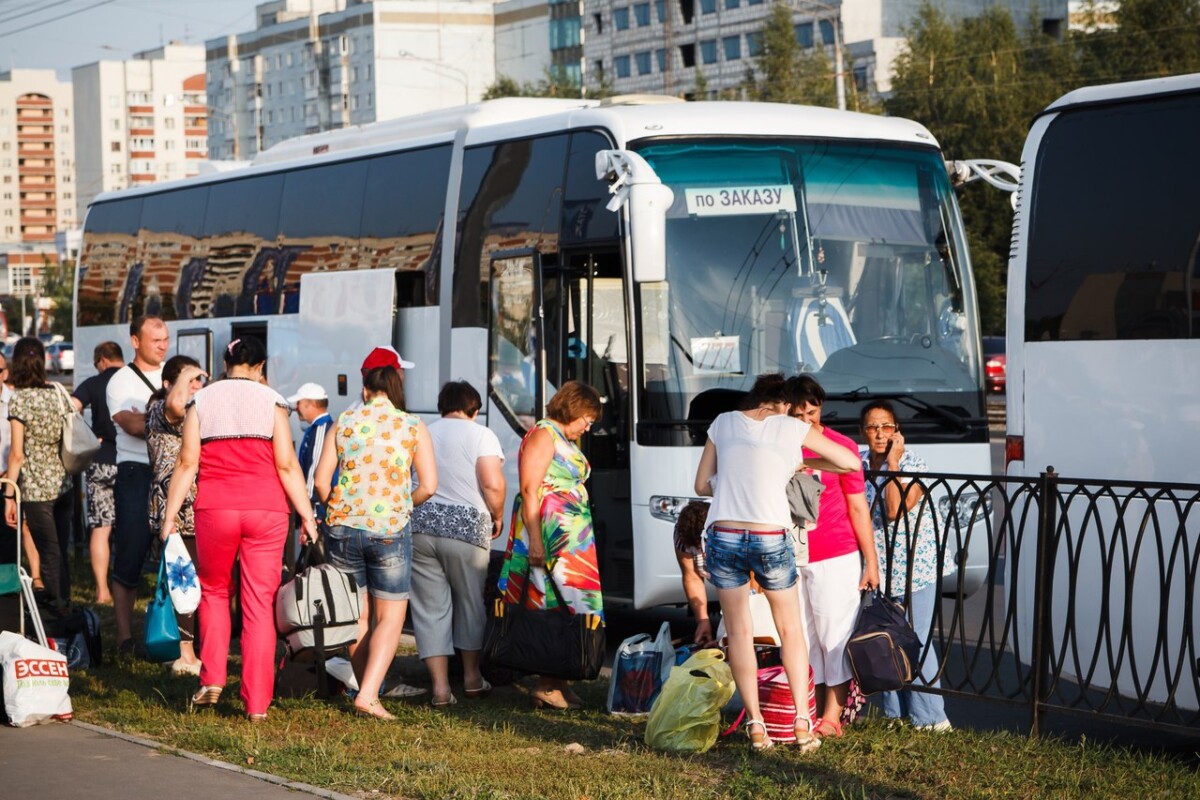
[195,508,288,715]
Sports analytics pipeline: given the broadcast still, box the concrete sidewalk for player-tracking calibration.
[0,720,355,799]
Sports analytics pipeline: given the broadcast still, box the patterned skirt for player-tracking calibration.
[497,488,604,619]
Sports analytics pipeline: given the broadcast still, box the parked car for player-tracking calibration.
[983,336,1006,393]
[46,342,73,374]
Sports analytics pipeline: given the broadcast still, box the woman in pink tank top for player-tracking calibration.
[161,338,317,721]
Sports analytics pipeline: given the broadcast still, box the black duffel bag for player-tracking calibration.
[845,590,923,695]
[483,568,605,682]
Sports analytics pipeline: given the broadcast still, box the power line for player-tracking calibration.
[0,0,79,27]
[0,0,115,40]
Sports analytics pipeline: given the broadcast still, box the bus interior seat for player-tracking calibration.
[789,295,856,370]
[686,387,747,445]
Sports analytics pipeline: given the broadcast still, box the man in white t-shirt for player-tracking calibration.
[106,315,169,655]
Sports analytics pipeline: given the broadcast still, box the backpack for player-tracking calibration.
[845,590,923,694]
[275,544,363,661]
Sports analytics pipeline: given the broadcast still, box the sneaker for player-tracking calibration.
[915,720,953,732]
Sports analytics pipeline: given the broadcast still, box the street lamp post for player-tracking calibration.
[396,50,470,105]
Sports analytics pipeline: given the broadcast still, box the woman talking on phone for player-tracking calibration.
[859,400,952,732]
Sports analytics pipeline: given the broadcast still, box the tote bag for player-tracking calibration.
[163,533,200,615]
[483,568,605,682]
[143,555,181,663]
[53,383,101,474]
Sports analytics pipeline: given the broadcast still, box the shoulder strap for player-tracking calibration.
[52,381,73,416]
[127,364,158,394]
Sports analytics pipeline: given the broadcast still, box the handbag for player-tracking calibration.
[163,533,200,615]
[143,554,181,663]
[53,383,101,474]
[845,590,922,695]
[482,567,605,682]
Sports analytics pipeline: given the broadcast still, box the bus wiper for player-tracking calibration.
[826,388,972,433]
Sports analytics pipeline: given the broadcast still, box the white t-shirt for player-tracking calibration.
[705,411,811,529]
[425,417,505,514]
[106,364,162,465]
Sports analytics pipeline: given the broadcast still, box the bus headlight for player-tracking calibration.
[938,491,991,528]
[649,495,706,522]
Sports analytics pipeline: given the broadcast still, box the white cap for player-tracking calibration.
[286,382,328,407]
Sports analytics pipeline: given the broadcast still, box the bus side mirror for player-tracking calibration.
[596,149,675,283]
[627,183,673,283]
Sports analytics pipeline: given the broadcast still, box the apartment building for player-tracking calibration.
[206,0,511,160]
[72,44,209,221]
[0,69,74,298]
[583,0,1067,99]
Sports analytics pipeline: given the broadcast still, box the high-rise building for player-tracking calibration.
[206,0,517,160]
[583,0,1068,100]
[72,44,208,222]
[0,69,74,300]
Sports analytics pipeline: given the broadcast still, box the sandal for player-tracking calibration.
[794,716,822,753]
[354,698,395,720]
[247,713,268,723]
[463,678,492,699]
[431,692,458,708]
[746,718,774,752]
[190,685,223,708]
[813,717,843,739]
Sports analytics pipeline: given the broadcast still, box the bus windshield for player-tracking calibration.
[632,138,981,444]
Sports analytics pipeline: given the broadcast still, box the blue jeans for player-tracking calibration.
[704,527,798,591]
[881,583,949,726]
[326,523,412,601]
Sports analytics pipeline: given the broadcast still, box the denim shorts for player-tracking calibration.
[704,527,798,591]
[111,462,154,588]
[325,523,412,601]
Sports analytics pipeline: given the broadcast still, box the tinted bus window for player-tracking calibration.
[562,130,619,244]
[1026,93,1200,341]
[139,186,209,321]
[361,145,452,307]
[454,134,569,327]
[202,173,285,318]
[78,197,144,326]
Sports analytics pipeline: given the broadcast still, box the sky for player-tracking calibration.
[0,0,264,78]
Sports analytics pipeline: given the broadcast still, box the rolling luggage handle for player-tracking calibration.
[1,478,46,648]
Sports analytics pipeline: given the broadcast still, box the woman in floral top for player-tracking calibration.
[315,357,436,720]
[4,338,72,611]
[147,354,206,675]
[860,400,952,731]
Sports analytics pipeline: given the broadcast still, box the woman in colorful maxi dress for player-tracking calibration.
[498,380,603,710]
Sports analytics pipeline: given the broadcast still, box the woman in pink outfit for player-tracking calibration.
[161,337,317,721]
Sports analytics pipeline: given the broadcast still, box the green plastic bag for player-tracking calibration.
[644,648,736,753]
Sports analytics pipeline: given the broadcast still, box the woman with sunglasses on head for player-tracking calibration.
[161,338,317,722]
[146,354,206,677]
[859,400,952,732]
[694,373,862,753]
[497,380,604,711]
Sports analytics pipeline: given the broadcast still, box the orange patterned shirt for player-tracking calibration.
[324,398,420,534]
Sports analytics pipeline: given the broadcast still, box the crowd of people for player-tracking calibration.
[0,314,949,739]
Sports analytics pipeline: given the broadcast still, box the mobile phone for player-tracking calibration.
[883,438,894,459]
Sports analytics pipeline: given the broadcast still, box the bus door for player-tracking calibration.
[541,249,634,601]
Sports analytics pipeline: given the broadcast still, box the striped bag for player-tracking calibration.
[722,664,816,744]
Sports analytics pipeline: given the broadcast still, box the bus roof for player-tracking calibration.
[1041,72,1200,116]
[89,97,941,206]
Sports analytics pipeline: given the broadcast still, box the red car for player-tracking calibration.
[983,336,1006,393]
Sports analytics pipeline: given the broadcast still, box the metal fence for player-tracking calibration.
[867,468,1200,737]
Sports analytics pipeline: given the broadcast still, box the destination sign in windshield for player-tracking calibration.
[684,185,797,217]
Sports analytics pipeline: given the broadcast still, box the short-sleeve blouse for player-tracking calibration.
[8,386,69,502]
[861,449,951,596]
[147,399,195,536]
[325,397,420,535]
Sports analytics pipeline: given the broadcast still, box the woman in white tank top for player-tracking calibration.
[694,373,861,753]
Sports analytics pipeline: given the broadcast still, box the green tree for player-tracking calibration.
[484,69,614,101]
[39,258,75,338]
[1075,0,1200,85]
[748,1,837,106]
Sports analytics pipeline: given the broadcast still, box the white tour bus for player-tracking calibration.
[75,97,992,608]
[1006,74,1200,708]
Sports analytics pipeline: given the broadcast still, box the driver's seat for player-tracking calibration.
[789,296,856,370]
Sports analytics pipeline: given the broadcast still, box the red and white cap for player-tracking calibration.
[361,345,415,375]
